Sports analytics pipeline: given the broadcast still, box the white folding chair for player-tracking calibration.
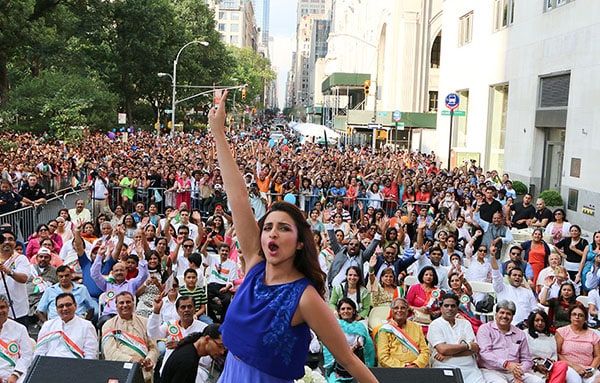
[404,275,418,290]
[469,280,497,320]
[577,295,589,307]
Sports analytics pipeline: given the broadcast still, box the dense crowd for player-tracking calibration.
[1,126,599,383]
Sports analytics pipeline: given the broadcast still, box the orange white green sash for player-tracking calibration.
[0,339,20,367]
[375,323,420,357]
[37,330,85,358]
[101,330,148,359]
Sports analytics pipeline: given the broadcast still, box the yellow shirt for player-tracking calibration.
[376,320,430,368]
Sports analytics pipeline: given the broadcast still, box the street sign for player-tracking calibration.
[164,109,173,114]
[392,110,402,122]
[367,123,382,130]
[445,93,460,111]
[395,122,405,130]
[377,112,388,117]
[441,110,466,116]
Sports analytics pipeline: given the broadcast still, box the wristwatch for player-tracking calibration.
[8,270,14,277]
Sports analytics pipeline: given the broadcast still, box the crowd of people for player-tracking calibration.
[1,102,599,382]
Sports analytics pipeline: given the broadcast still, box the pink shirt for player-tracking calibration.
[557,326,600,367]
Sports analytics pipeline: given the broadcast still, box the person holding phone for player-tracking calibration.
[556,304,600,382]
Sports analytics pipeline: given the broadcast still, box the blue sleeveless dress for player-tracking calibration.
[219,261,311,382]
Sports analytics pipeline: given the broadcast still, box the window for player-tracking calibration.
[230,23,239,32]
[219,12,226,20]
[428,91,438,112]
[539,73,570,108]
[545,0,575,11]
[458,12,473,46]
[231,12,240,20]
[455,90,469,148]
[230,35,239,44]
[487,84,509,172]
[493,0,515,31]
[218,23,226,32]
[430,33,441,68]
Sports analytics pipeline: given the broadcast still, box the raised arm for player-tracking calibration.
[208,92,261,271]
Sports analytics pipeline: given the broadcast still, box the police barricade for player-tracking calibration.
[0,187,89,242]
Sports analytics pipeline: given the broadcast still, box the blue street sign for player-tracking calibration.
[445,93,460,111]
[392,110,402,122]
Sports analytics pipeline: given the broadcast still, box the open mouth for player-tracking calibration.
[267,242,279,252]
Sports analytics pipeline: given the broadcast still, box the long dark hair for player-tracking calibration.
[527,310,551,338]
[175,323,221,350]
[258,201,326,298]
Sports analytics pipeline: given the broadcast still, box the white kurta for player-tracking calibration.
[0,319,33,382]
[0,254,31,319]
[35,316,98,359]
[146,313,207,375]
[427,317,485,383]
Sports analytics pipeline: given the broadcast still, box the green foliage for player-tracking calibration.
[229,46,276,107]
[6,71,117,137]
[539,190,563,207]
[512,180,528,195]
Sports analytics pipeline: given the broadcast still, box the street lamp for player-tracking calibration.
[159,40,209,137]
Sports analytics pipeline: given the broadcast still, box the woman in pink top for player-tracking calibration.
[556,304,600,382]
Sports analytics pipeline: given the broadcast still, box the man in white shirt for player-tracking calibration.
[0,229,31,326]
[427,293,484,383]
[0,294,33,383]
[490,246,538,325]
[465,244,493,303]
[68,199,91,224]
[203,244,237,322]
[147,295,207,377]
[35,292,97,359]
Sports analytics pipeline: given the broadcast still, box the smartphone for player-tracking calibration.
[585,368,594,374]
[543,359,554,371]
[214,89,223,109]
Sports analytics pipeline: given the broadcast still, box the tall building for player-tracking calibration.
[315,1,441,147]
[208,0,259,50]
[437,0,598,228]
[251,0,270,45]
[288,0,329,110]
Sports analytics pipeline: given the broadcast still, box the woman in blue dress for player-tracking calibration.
[209,91,377,383]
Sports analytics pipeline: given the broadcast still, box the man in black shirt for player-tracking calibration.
[0,180,33,214]
[509,193,535,229]
[18,174,47,207]
[531,198,553,228]
[161,324,225,383]
[478,186,503,223]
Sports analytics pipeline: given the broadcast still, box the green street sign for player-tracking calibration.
[441,110,465,116]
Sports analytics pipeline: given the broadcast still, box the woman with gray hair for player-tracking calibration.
[0,294,34,382]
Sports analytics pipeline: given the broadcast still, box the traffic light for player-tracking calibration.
[363,80,370,96]
[241,87,247,100]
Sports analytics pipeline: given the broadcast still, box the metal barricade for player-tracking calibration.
[0,187,90,242]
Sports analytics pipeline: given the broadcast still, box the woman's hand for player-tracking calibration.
[208,90,229,133]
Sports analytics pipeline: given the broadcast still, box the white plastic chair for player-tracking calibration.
[469,280,497,320]
[577,295,589,307]
[404,275,418,290]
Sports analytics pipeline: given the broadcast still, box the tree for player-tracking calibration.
[6,71,117,138]
[229,46,276,109]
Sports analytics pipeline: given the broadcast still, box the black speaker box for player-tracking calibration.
[369,367,464,383]
[24,356,144,383]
